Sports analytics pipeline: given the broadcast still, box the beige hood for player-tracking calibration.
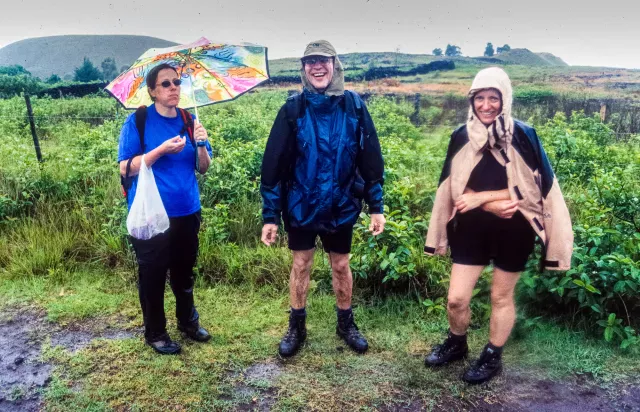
[466,67,515,151]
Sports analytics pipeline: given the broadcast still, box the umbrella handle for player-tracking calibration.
[191,84,200,122]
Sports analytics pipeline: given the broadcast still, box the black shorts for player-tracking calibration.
[447,209,536,273]
[287,226,354,254]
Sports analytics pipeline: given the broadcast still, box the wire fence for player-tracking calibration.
[1,114,638,138]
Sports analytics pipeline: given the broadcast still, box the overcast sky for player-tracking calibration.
[2,0,639,69]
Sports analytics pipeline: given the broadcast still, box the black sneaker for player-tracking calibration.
[146,334,182,355]
[278,311,307,357]
[178,322,211,342]
[336,310,368,354]
[462,345,503,384]
[424,332,468,367]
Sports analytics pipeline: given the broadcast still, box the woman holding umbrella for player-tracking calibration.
[117,63,213,354]
[110,39,269,355]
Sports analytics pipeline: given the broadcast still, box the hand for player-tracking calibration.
[481,200,520,219]
[455,192,486,213]
[161,136,186,155]
[194,121,209,146]
[261,224,278,246]
[369,214,386,236]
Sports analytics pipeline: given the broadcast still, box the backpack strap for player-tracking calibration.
[121,106,147,197]
[284,93,305,174]
[130,105,147,173]
[134,105,147,151]
[177,108,200,173]
[285,93,304,135]
[344,90,367,149]
[177,108,195,144]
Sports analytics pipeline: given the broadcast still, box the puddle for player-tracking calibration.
[225,361,284,411]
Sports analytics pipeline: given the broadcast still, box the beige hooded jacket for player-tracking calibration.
[424,67,573,271]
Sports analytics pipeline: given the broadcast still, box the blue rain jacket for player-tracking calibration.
[260,90,384,232]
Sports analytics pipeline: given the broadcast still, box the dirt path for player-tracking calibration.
[0,307,638,411]
[441,371,640,411]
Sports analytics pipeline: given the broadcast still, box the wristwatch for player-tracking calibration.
[196,141,206,147]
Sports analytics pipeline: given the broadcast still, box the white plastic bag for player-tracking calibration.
[126,155,170,240]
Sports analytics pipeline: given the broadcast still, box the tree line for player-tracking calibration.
[432,43,511,57]
[0,57,124,98]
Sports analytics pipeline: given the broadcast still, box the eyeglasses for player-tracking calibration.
[157,79,182,88]
[302,56,332,66]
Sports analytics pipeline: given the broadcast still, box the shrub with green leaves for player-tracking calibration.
[519,112,640,347]
[0,93,638,349]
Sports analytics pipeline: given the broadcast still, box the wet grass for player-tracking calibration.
[1,270,638,411]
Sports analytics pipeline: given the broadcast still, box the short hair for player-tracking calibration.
[146,63,178,101]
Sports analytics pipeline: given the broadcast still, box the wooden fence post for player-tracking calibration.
[24,94,43,163]
[410,93,421,124]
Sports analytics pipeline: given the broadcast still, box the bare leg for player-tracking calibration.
[489,267,521,346]
[447,264,485,335]
[289,249,314,309]
[329,252,352,310]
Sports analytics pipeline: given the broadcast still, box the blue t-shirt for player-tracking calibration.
[117,104,213,217]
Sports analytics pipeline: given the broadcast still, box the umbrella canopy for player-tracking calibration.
[105,37,269,109]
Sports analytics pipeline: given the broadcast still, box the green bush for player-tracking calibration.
[519,112,640,347]
[0,92,638,348]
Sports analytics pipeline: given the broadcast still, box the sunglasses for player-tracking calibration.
[302,56,333,66]
[157,79,182,88]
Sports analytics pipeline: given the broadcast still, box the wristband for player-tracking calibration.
[196,141,206,147]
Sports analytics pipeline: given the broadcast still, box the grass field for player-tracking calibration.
[1,268,639,411]
[0,74,638,410]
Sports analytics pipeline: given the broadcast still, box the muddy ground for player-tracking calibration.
[0,308,134,412]
[0,307,638,411]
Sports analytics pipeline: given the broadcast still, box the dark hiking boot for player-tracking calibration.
[336,309,368,354]
[424,332,468,367]
[146,334,181,355]
[278,311,307,357]
[462,344,503,384]
[178,322,211,342]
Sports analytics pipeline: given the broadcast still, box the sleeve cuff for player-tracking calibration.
[368,204,383,214]
[263,215,280,225]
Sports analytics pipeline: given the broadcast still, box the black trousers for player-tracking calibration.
[130,211,201,341]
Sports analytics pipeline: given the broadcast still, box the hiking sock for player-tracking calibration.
[337,307,352,319]
[447,330,467,344]
[485,341,503,357]
[291,307,306,317]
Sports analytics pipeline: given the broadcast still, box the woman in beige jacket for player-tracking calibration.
[423,67,573,384]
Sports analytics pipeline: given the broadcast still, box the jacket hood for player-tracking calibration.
[300,55,345,97]
[466,67,515,151]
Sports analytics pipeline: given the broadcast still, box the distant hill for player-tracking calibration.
[269,49,568,77]
[269,52,435,76]
[0,35,568,81]
[488,49,568,67]
[535,52,568,66]
[0,35,178,79]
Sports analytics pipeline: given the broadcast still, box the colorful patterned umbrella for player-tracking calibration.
[105,37,269,111]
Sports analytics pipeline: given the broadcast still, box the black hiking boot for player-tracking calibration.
[424,331,468,367]
[462,344,503,384]
[278,310,307,357]
[336,308,368,354]
[146,333,182,355]
[178,322,211,342]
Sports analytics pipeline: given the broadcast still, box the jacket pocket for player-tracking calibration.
[287,184,304,213]
[350,173,365,200]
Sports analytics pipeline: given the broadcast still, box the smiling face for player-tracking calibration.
[473,88,502,125]
[148,68,181,109]
[303,56,334,91]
